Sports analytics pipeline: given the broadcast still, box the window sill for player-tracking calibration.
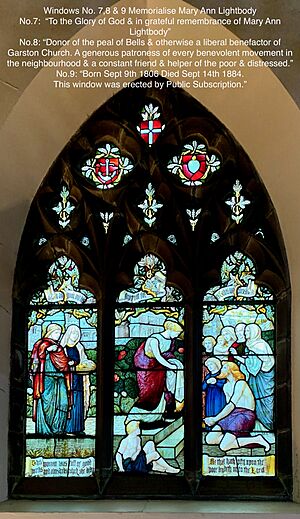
[0,500,300,516]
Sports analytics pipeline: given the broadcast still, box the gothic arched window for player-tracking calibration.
[10,79,291,499]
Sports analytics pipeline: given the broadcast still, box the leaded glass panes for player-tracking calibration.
[202,252,275,477]
[137,103,165,146]
[81,143,134,189]
[225,180,251,224]
[26,258,97,478]
[114,255,184,475]
[186,208,202,231]
[99,211,114,234]
[204,251,274,302]
[167,140,221,186]
[11,80,290,498]
[117,254,183,304]
[30,256,96,306]
[52,186,75,229]
[138,183,163,227]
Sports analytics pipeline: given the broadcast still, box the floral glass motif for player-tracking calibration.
[137,103,165,146]
[114,254,184,475]
[117,254,183,304]
[225,180,250,224]
[202,251,275,477]
[52,186,75,229]
[26,257,97,478]
[186,208,201,231]
[99,211,114,234]
[81,143,134,190]
[168,140,221,186]
[138,183,163,227]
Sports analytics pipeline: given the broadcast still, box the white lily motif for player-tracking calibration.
[99,211,114,234]
[141,103,160,121]
[225,180,250,224]
[138,183,163,227]
[186,208,202,231]
[52,186,75,228]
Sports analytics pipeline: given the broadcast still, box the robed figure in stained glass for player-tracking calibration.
[234,323,274,430]
[116,420,179,474]
[129,319,184,424]
[61,325,84,434]
[203,357,226,417]
[30,323,73,435]
[204,362,270,452]
[61,324,96,434]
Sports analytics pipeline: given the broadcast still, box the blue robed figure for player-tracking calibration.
[242,323,274,430]
[203,357,226,417]
[62,325,85,434]
[66,344,84,434]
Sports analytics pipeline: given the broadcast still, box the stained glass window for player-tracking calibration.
[138,184,163,228]
[10,79,290,499]
[26,257,97,478]
[225,180,251,224]
[52,186,75,229]
[202,252,275,477]
[137,103,165,146]
[114,254,184,476]
[81,143,134,190]
[168,140,221,186]
[204,252,273,302]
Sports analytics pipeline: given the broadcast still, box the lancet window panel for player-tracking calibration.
[202,252,276,478]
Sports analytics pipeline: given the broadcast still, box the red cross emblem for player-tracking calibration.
[139,120,163,146]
